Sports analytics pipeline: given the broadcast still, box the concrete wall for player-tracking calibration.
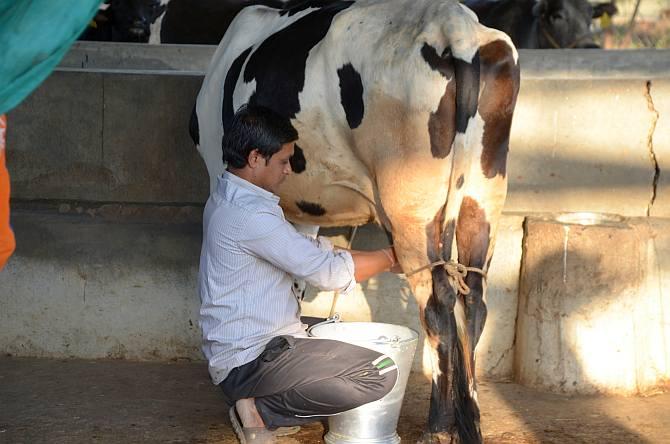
[7,72,208,203]
[508,78,656,216]
[2,44,670,384]
[8,44,670,214]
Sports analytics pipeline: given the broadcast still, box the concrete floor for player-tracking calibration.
[1,356,669,444]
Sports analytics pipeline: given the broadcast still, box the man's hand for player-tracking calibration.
[382,247,404,274]
[349,246,402,282]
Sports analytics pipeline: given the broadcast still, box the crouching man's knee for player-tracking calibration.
[372,354,398,397]
[352,354,398,407]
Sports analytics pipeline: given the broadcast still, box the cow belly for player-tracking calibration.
[279,176,375,227]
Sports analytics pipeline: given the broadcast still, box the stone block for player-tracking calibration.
[644,217,670,389]
[515,214,670,394]
[476,215,524,380]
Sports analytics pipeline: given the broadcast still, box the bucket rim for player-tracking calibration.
[308,321,419,345]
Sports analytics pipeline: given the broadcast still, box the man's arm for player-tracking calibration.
[300,234,399,280]
[238,213,357,293]
[238,212,398,293]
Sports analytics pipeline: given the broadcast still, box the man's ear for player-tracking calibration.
[247,149,261,168]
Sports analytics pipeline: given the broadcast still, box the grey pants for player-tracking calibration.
[220,335,398,429]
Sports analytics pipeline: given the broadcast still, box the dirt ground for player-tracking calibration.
[1,356,669,444]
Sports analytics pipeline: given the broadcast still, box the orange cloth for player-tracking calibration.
[0,114,15,269]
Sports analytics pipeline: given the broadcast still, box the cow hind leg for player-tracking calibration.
[424,212,482,443]
[379,197,480,443]
[418,193,496,444]
[424,267,482,443]
[455,196,491,394]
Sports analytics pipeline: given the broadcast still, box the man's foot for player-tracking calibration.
[229,402,300,444]
[236,398,265,428]
[230,405,275,444]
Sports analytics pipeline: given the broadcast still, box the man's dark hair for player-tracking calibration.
[223,104,298,169]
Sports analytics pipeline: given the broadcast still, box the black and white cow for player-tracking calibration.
[462,0,617,49]
[80,0,167,42]
[192,0,520,441]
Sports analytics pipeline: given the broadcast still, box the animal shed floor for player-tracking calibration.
[1,357,669,443]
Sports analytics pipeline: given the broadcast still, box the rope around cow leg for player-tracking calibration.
[405,259,487,295]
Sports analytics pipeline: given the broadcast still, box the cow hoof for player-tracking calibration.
[418,432,460,444]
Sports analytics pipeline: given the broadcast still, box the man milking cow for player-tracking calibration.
[198,104,405,443]
[194,0,520,442]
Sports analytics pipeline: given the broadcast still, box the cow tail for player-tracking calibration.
[447,50,482,442]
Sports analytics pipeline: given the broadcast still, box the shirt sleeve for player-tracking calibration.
[302,234,334,252]
[238,211,356,294]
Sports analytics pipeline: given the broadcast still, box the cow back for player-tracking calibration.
[195,0,515,225]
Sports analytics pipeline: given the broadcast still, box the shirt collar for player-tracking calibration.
[219,171,280,204]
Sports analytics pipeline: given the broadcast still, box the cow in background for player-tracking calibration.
[157,0,249,44]
[157,0,292,44]
[463,0,617,48]
[192,0,520,441]
[79,0,167,42]
[80,0,618,47]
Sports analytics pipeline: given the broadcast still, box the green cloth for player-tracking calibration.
[0,1,102,114]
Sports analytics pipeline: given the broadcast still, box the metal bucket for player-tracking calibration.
[308,322,419,444]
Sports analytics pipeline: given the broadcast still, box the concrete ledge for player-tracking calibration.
[61,43,670,79]
[60,41,216,75]
[518,49,670,80]
[1,210,203,361]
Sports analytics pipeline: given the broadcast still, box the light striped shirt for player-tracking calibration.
[198,172,356,384]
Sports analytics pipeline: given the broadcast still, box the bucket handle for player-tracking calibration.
[307,313,341,336]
